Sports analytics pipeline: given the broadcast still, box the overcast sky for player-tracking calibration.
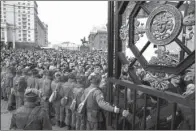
[37,1,108,45]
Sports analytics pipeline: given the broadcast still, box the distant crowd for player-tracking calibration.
[1,48,195,130]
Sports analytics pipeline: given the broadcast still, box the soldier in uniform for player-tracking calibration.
[4,67,15,101]
[51,72,63,127]
[60,73,76,129]
[14,71,27,109]
[82,74,120,130]
[122,96,182,130]
[1,66,7,100]
[27,69,40,89]
[9,88,52,130]
[21,68,29,81]
[71,75,86,130]
[39,70,53,117]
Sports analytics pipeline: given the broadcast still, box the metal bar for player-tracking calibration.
[155,98,160,130]
[191,109,195,130]
[115,85,120,130]
[176,1,184,8]
[145,50,195,74]
[129,1,144,18]
[129,58,137,67]
[175,38,192,55]
[123,87,128,129]
[171,103,177,129]
[176,50,195,73]
[117,1,129,15]
[180,1,189,62]
[107,1,114,127]
[128,66,141,84]
[108,78,195,109]
[143,94,147,130]
[140,4,150,15]
[115,1,122,79]
[140,41,151,56]
[132,89,137,130]
[129,41,151,67]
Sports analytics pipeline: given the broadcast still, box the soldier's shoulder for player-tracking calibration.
[62,82,68,87]
[93,88,103,96]
[15,106,25,114]
[39,107,48,115]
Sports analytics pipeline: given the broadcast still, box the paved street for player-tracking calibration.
[1,100,64,130]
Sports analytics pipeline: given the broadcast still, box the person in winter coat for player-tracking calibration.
[10,88,52,130]
[71,75,86,130]
[50,72,64,127]
[60,73,76,129]
[81,74,120,130]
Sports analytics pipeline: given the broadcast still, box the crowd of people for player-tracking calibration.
[1,48,195,130]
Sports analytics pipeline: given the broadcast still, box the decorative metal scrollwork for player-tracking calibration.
[183,12,195,41]
[120,19,145,44]
[134,20,145,42]
[183,13,195,26]
[151,12,174,40]
[120,24,129,42]
[146,4,182,46]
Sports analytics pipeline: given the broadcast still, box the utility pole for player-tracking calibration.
[13,4,16,49]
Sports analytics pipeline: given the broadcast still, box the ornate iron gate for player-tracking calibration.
[107,1,195,130]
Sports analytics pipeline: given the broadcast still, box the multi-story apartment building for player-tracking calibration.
[88,27,108,51]
[42,22,48,46]
[0,1,48,48]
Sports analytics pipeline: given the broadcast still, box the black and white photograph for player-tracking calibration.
[0,1,195,130]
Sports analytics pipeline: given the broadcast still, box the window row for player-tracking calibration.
[18,34,31,37]
[18,39,31,41]
[18,18,31,22]
[18,10,31,14]
[17,7,31,10]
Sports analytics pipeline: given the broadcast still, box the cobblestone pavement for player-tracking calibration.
[1,100,64,130]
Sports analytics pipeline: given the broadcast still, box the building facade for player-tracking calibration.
[88,32,95,51]
[88,27,108,51]
[42,22,48,46]
[0,1,48,48]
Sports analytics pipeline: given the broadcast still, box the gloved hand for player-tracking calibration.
[11,88,15,95]
[122,110,130,117]
[114,106,120,113]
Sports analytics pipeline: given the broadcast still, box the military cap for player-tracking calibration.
[89,74,101,84]
[16,69,22,75]
[22,68,29,75]
[8,67,15,73]
[42,70,48,76]
[31,68,39,75]
[76,75,86,82]
[68,72,76,79]
[55,72,61,78]
[24,88,39,102]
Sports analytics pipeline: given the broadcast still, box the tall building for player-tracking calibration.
[0,1,48,48]
[42,22,48,46]
[88,26,108,51]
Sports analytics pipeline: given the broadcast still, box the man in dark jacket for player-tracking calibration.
[82,74,120,130]
[61,73,76,129]
[40,70,53,117]
[71,75,86,130]
[9,88,52,130]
